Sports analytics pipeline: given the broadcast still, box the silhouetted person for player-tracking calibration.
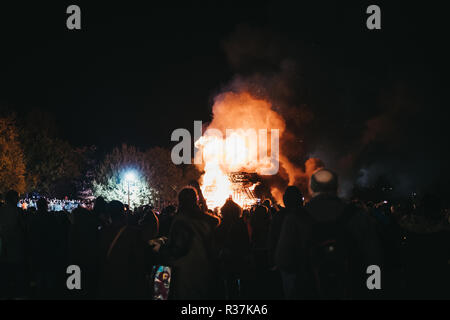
[367,200,404,298]
[28,198,61,299]
[93,196,108,229]
[97,200,147,299]
[0,190,26,299]
[159,187,220,299]
[138,206,160,294]
[250,205,271,250]
[399,193,450,299]
[267,186,305,299]
[188,180,208,212]
[242,209,252,240]
[246,205,272,298]
[158,205,176,238]
[139,207,159,243]
[215,199,250,299]
[262,199,272,211]
[276,168,382,299]
[269,186,304,268]
[68,207,100,299]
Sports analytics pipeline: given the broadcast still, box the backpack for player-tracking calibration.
[307,205,358,299]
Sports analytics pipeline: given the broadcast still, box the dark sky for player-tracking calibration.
[0,1,448,193]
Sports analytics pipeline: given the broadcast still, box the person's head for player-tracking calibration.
[107,200,125,223]
[283,186,304,209]
[220,199,242,222]
[94,196,107,213]
[188,180,207,208]
[253,205,269,221]
[178,186,199,211]
[5,190,19,206]
[262,199,272,209]
[309,168,338,197]
[37,198,48,212]
[72,207,90,223]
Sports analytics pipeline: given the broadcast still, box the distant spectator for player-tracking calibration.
[97,200,147,299]
[276,169,382,299]
[159,187,220,299]
[68,207,100,299]
[215,199,250,299]
[0,190,27,299]
[28,197,61,298]
[158,205,176,238]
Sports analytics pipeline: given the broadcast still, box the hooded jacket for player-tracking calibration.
[162,205,220,299]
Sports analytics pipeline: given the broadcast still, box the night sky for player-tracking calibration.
[0,1,448,194]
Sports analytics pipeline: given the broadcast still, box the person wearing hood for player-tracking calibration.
[157,186,220,299]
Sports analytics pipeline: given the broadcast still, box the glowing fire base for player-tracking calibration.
[203,172,259,210]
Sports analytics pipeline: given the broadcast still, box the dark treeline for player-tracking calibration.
[0,110,200,205]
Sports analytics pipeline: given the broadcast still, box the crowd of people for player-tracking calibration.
[0,168,449,300]
[17,198,87,212]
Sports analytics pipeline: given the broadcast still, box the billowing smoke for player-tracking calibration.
[213,23,448,200]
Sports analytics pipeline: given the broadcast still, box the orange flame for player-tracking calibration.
[195,91,294,209]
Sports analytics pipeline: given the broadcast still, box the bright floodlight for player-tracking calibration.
[125,171,136,182]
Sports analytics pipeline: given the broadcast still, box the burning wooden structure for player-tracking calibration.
[227,172,259,208]
[203,171,260,210]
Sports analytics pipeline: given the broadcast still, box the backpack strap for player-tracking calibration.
[107,225,127,258]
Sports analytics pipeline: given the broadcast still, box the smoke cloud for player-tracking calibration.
[211,23,448,200]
